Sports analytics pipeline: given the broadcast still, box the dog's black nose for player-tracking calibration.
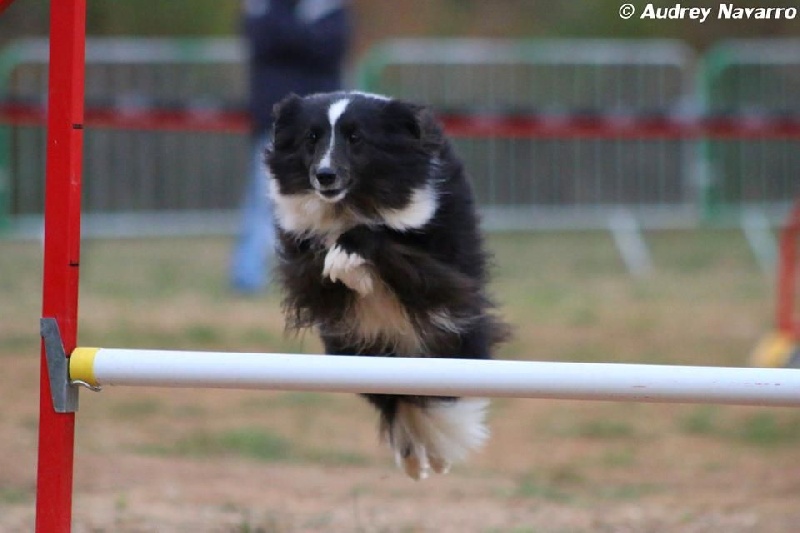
[315,168,337,188]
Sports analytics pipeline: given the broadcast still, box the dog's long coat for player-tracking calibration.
[266,91,509,479]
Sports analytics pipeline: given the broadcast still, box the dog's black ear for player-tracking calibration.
[271,94,303,149]
[383,99,445,147]
[382,99,423,139]
[272,93,303,128]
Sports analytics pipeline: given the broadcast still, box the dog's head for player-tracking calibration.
[266,92,445,232]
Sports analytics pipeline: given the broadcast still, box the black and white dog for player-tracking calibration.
[266,91,509,479]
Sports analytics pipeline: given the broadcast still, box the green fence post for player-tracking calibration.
[0,41,22,233]
[697,43,734,224]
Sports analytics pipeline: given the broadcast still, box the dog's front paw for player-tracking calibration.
[323,245,374,296]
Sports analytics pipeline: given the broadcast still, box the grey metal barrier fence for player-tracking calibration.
[0,38,249,236]
[2,37,797,241]
[700,39,800,221]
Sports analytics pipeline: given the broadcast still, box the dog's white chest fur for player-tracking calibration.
[269,177,439,237]
[268,181,434,354]
[268,179,358,240]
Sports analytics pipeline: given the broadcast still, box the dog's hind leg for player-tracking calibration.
[368,395,490,480]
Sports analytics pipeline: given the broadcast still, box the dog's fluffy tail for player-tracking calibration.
[380,397,490,480]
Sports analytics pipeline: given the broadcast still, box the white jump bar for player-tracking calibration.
[69,348,800,406]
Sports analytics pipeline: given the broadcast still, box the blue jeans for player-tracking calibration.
[230,136,275,293]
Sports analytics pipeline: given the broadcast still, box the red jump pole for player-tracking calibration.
[777,201,800,339]
[36,1,87,532]
[0,0,17,16]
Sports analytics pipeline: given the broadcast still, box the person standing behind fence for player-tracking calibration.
[231,0,351,293]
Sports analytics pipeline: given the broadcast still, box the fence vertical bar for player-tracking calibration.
[35,1,86,532]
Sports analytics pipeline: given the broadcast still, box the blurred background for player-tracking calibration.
[1,1,800,531]
[1,0,799,236]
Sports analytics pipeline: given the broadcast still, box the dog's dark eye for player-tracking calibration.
[307,130,320,145]
[346,130,361,144]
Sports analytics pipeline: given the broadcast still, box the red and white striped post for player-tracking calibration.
[36,1,87,531]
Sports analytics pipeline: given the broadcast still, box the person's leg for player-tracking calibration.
[230,136,274,293]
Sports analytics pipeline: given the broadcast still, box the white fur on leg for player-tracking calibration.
[322,245,374,296]
[385,398,490,480]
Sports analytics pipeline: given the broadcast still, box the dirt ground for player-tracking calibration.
[2,234,800,532]
[3,355,800,532]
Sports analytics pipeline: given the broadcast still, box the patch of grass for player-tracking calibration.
[650,230,756,275]
[237,511,294,533]
[504,468,656,505]
[184,324,223,345]
[567,303,598,326]
[600,447,637,468]
[679,406,720,435]
[595,482,662,501]
[299,512,335,531]
[503,465,584,504]
[514,286,567,316]
[0,334,37,354]
[172,404,207,417]
[241,327,286,348]
[144,427,293,462]
[271,391,331,407]
[510,473,574,502]
[115,493,129,514]
[204,428,292,461]
[239,392,340,414]
[678,408,800,447]
[0,487,32,504]
[485,526,540,533]
[569,419,637,439]
[737,413,800,447]
[141,426,369,466]
[109,399,163,419]
[302,448,371,466]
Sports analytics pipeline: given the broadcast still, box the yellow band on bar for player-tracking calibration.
[70,347,100,386]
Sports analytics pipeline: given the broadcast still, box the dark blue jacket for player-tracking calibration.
[243,0,351,137]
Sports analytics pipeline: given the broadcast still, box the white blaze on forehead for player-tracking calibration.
[380,183,438,231]
[327,97,350,125]
[349,91,391,102]
[319,98,350,168]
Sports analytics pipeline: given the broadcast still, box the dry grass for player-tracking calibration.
[2,231,799,532]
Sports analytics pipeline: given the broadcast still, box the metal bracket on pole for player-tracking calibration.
[40,318,79,413]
